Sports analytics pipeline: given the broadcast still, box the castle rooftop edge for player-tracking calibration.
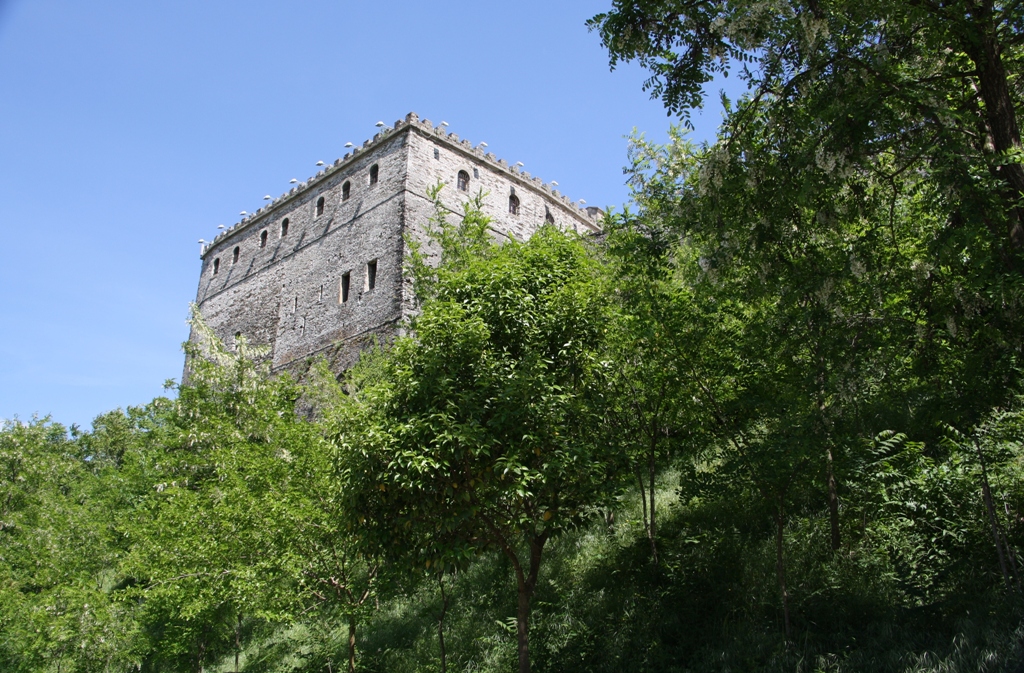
[199,112,602,259]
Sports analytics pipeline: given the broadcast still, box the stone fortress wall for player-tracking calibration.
[192,112,602,375]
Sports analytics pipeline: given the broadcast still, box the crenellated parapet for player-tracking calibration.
[200,112,601,258]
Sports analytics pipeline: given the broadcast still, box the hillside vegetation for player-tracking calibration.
[5,1,1024,671]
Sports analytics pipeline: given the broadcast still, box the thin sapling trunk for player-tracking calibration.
[348,616,357,673]
[437,574,450,673]
[648,435,658,565]
[826,446,840,551]
[235,612,242,673]
[975,439,1014,590]
[505,533,548,673]
[775,495,791,641]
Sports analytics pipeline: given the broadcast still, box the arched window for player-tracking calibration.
[369,164,379,185]
[232,246,240,263]
[213,258,220,275]
[260,230,268,248]
[544,208,555,225]
[281,218,289,237]
[342,181,351,201]
[316,196,325,217]
[508,194,520,215]
[457,170,469,191]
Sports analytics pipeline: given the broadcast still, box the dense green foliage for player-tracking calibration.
[5,2,1024,670]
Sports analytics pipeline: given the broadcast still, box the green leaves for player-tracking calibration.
[0,417,144,672]
[331,194,622,671]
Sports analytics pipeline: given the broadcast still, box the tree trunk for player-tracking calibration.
[648,441,659,565]
[816,368,840,551]
[196,626,208,673]
[975,439,1013,590]
[774,496,791,641]
[437,574,449,673]
[348,616,357,673]
[826,446,841,551]
[961,8,1024,248]
[235,612,242,673]
[1003,498,1022,589]
[635,443,659,565]
[510,533,548,673]
[636,467,649,544]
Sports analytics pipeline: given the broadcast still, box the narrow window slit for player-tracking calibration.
[366,259,377,291]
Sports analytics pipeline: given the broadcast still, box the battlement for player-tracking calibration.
[200,112,599,258]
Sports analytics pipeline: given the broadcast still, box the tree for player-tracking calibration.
[590,0,1024,430]
[126,315,380,673]
[600,208,720,565]
[123,321,297,672]
[589,2,1024,641]
[589,0,1024,562]
[589,0,1024,248]
[942,401,1024,591]
[0,417,142,673]
[335,194,621,673]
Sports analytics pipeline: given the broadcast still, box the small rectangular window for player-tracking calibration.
[341,272,350,303]
[434,148,440,160]
[473,168,479,178]
[366,259,377,291]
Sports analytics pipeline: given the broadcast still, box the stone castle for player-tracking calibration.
[192,112,602,374]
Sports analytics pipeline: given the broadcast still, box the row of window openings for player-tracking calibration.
[453,169,553,221]
[211,219,288,274]
[340,260,376,302]
[211,196,546,277]
[315,164,378,216]
[284,261,376,312]
[213,165,381,274]
[211,171,549,277]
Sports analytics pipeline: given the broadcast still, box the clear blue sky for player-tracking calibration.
[0,0,739,429]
